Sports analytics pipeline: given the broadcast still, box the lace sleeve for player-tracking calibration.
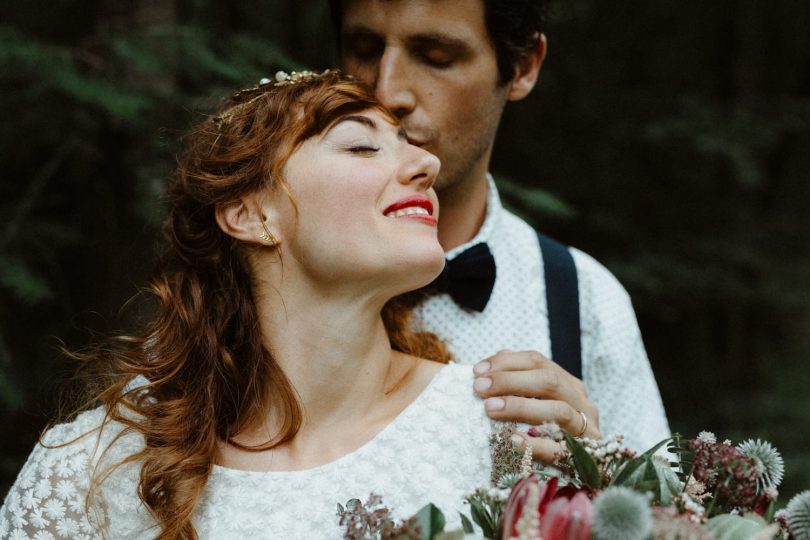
[1,413,107,540]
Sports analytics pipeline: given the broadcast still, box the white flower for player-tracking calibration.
[56,459,74,478]
[681,493,705,516]
[68,496,85,514]
[486,487,512,501]
[18,472,35,490]
[55,517,80,537]
[33,530,55,540]
[33,479,52,500]
[8,528,30,540]
[54,480,74,501]
[43,498,66,520]
[736,439,785,493]
[21,489,40,510]
[697,431,716,444]
[28,508,49,529]
[785,490,810,540]
[9,505,28,529]
[39,465,52,481]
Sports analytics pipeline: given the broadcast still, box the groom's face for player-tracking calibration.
[340,0,510,195]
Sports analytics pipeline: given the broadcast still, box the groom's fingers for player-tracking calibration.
[509,433,567,464]
[473,350,599,435]
[476,349,564,375]
[475,366,585,410]
[475,350,587,403]
[483,396,601,441]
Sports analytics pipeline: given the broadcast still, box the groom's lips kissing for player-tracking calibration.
[383,195,437,226]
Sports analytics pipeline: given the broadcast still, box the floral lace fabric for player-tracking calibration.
[1,363,494,539]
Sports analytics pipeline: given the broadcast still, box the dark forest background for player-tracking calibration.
[1,0,808,504]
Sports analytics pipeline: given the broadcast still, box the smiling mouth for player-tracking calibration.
[382,196,437,225]
[385,206,431,218]
[383,196,434,217]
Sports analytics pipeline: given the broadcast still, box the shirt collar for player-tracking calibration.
[445,174,502,261]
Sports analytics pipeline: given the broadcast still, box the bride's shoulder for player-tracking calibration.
[433,360,476,387]
[36,406,144,468]
[2,409,148,539]
[40,406,107,444]
[423,362,488,418]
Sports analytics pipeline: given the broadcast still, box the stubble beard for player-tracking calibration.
[432,114,501,208]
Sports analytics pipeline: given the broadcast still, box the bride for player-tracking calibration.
[0,70,503,539]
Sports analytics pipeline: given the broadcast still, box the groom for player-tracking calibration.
[331,0,670,457]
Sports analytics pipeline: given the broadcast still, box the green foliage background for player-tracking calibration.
[1,0,808,505]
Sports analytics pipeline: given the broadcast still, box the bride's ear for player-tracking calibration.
[215,195,281,247]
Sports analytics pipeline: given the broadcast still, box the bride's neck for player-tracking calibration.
[254,284,406,433]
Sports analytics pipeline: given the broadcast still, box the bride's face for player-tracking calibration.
[274,108,445,295]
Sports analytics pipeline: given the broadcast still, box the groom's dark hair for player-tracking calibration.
[328,0,550,85]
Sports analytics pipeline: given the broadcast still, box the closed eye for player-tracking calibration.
[349,145,380,154]
[415,48,456,68]
[342,31,384,63]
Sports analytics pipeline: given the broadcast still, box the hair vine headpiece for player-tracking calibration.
[214,69,335,129]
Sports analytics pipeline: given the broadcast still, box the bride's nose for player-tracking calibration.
[397,146,440,190]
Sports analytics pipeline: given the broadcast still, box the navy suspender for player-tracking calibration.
[537,233,582,379]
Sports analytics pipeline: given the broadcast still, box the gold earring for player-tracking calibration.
[259,222,277,246]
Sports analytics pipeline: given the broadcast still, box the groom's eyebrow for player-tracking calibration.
[408,33,471,53]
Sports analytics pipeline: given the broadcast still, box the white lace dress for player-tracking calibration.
[1,363,495,539]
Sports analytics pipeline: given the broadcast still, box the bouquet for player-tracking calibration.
[337,425,810,540]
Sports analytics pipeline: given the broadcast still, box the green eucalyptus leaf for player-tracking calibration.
[611,457,645,487]
[460,513,474,534]
[563,432,602,489]
[413,503,446,539]
[470,501,496,538]
[615,455,683,504]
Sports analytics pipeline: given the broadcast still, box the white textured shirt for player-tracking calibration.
[415,176,671,452]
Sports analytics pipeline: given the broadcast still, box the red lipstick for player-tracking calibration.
[383,195,437,226]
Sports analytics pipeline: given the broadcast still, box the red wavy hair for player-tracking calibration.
[70,71,450,539]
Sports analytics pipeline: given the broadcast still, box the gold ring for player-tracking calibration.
[574,410,588,438]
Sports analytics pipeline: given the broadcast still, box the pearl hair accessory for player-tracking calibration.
[214,69,334,128]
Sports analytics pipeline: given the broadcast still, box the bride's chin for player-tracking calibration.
[391,261,445,296]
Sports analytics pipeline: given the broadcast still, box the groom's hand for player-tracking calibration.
[473,349,601,463]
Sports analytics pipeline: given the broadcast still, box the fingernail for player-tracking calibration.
[473,361,491,374]
[485,397,505,411]
[510,434,524,447]
[473,377,492,392]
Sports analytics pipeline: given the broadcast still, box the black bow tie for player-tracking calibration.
[426,242,496,312]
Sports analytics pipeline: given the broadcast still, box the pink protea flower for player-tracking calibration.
[539,492,592,540]
[501,475,592,540]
